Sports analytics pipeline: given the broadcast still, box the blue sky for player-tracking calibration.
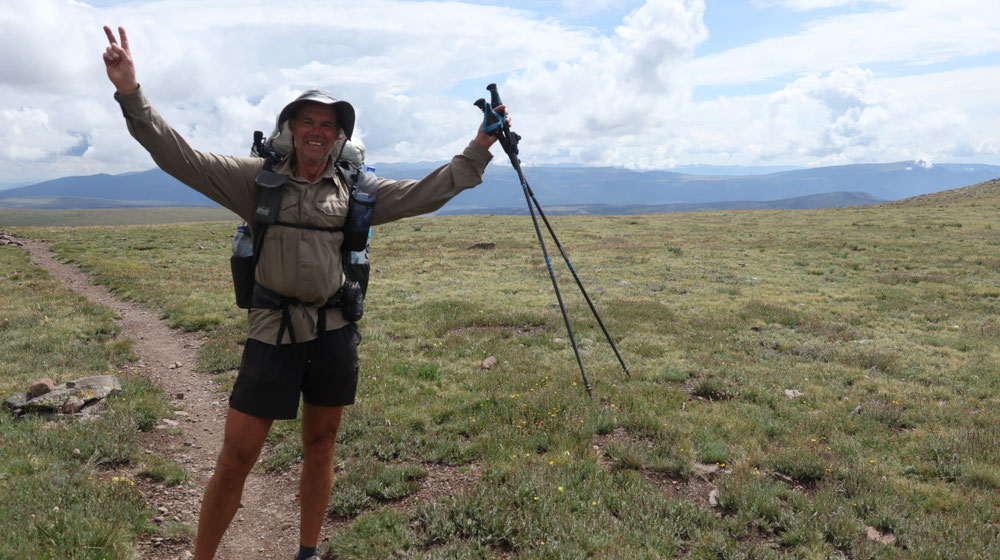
[1,0,998,185]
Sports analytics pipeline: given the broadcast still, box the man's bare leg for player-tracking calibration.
[194,407,274,560]
[298,403,344,548]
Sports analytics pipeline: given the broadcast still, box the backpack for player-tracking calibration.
[229,132,376,342]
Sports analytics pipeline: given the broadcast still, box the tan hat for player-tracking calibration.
[265,89,356,161]
[277,89,355,140]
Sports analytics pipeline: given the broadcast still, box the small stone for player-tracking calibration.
[72,448,81,455]
[168,362,182,369]
[693,463,720,477]
[708,488,719,507]
[63,396,85,414]
[784,389,804,398]
[866,526,896,545]
[174,410,190,416]
[29,378,56,398]
[481,356,498,369]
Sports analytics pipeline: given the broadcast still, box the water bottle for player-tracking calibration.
[344,166,376,253]
[232,224,253,258]
[230,224,255,308]
[350,228,371,264]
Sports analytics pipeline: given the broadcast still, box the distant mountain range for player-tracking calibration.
[1,161,997,214]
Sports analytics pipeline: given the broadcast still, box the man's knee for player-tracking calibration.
[302,430,337,461]
[215,440,262,478]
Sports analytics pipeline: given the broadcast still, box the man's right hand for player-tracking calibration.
[103,25,139,95]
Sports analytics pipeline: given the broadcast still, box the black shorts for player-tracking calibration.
[229,324,361,420]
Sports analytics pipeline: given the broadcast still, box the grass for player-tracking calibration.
[0,245,177,558]
[4,178,1000,558]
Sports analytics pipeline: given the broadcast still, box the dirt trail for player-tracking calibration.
[20,237,333,560]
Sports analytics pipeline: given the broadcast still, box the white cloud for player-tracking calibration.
[753,0,863,10]
[503,0,707,166]
[668,65,1000,167]
[688,0,1000,86]
[0,0,997,184]
[0,107,82,160]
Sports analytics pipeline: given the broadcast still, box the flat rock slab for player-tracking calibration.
[7,375,121,414]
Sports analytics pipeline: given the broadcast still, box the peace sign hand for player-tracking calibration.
[103,25,138,94]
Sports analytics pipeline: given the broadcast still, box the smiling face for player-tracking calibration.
[289,102,340,168]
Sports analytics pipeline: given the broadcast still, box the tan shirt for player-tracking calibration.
[116,87,492,344]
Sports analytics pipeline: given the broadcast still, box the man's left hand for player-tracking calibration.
[474,105,510,149]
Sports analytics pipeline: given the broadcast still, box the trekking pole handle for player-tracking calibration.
[486,84,502,108]
[487,83,505,117]
[474,97,505,137]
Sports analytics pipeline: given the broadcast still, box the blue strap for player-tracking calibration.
[480,102,504,135]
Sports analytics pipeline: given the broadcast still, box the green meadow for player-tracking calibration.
[2,179,999,558]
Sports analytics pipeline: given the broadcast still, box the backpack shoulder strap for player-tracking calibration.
[250,155,287,264]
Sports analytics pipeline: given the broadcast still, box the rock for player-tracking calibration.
[693,463,720,477]
[62,396,85,414]
[168,362,182,369]
[708,488,720,507]
[0,232,23,247]
[4,392,30,412]
[866,526,896,545]
[466,241,496,250]
[481,356,498,369]
[21,375,121,414]
[29,378,56,398]
[784,389,805,398]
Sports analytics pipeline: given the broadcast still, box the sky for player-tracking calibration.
[1,0,998,186]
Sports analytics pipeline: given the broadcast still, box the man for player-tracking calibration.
[102,25,503,560]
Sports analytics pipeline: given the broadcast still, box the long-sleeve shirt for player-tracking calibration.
[116,87,492,344]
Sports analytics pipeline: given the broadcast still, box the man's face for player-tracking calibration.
[290,102,339,166]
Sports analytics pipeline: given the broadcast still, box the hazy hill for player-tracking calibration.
[0,169,216,208]
[438,191,885,215]
[882,177,1000,208]
[438,161,1000,211]
[1,161,996,213]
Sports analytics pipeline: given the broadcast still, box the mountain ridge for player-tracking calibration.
[1,161,997,214]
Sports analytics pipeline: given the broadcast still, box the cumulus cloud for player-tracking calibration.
[688,0,1000,86]
[0,0,997,183]
[503,0,707,166]
[672,65,999,167]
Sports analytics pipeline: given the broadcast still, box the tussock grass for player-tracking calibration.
[7,180,1000,558]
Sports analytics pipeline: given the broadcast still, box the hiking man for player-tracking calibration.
[102,25,503,560]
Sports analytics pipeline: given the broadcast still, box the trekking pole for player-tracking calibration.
[475,84,631,393]
[475,94,591,398]
[479,85,630,379]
